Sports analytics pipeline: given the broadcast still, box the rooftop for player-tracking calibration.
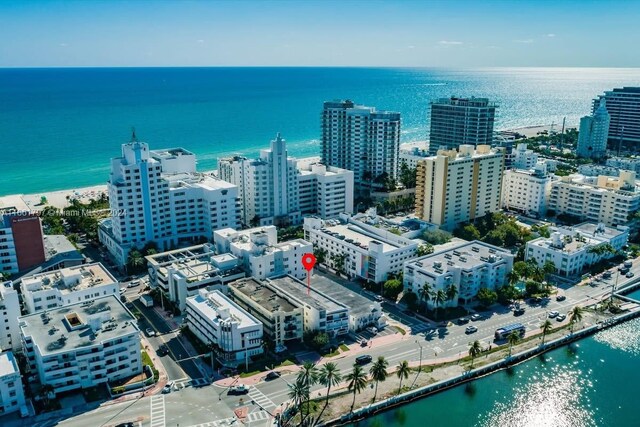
[0,351,19,378]
[316,221,400,252]
[229,277,298,313]
[529,223,627,254]
[19,295,139,356]
[21,263,117,294]
[147,244,242,281]
[407,241,512,275]
[165,173,236,191]
[267,275,347,314]
[188,290,261,329]
[150,147,195,159]
[309,272,381,318]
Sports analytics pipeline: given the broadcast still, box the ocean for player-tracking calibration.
[350,288,640,427]
[2,67,640,196]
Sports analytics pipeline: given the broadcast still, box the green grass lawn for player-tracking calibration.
[339,343,349,352]
[394,325,407,335]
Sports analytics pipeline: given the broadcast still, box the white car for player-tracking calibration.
[162,381,174,394]
[548,311,559,318]
[465,325,478,334]
[127,280,140,288]
[366,326,378,335]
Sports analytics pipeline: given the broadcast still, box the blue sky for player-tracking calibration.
[1,0,638,67]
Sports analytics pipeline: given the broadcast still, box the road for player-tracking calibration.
[55,261,640,427]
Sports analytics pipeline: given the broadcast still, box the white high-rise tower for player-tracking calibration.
[577,98,610,159]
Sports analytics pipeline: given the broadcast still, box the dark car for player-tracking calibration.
[115,423,134,427]
[514,307,526,316]
[458,317,470,325]
[157,345,169,356]
[355,355,372,365]
[265,371,281,380]
[556,295,566,302]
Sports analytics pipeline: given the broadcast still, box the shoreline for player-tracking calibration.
[1,123,568,209]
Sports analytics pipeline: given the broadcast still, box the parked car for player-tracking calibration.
[119,288,126,294]
[556,295,566,302]
[360,339,368,347]
[162,381,174,394]
[145,327,156,337]
[624,260,633,268]
[115,423,135,427]
[366,326,378,335]
[470,314,482,321]
[626,272,635,278]
[157,345,168,356]
[465,325,478,334]
[375,295,384,302]
[458,317,470,325]
[513,307,526,316]
[548,311,559,318]
[355,355,373,365]
[265,371,281,381]
[556,314,567,321]
[127,280,141,288]
[229,384,249,395]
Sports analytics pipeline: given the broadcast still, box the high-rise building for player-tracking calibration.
[577,98,610,158]
[592,87,640,151]
[415,145,504,230]
[0,282,21,351]
[428,97,497,154]
[99,133,240,266]
[218,134,353,226]
[502,164,552,216]
[321,100,401,190]
[512,143,539,170]
[0,197,46,274]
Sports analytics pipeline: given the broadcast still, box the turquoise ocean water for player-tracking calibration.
[350,288,640,427]
[2,67,640,196]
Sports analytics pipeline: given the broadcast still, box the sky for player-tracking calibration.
[1,0,639,68]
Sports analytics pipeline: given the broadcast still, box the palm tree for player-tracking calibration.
[433,289,446,320]
[569,306,584,333]
[395,360,411,395]
[468,340,482,368]
[507,331,520,357]
[127,250,145,272]
[369,356,389,402]
[39,383,55,406]
[540,320,553,345]
[316,362,342,421]
[296,361,318,423]
[418,283,433,310]
[445,283,458,306]
[345,364,368,412]
[287,378,309,425]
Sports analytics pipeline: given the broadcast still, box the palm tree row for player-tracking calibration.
[418,283,458,320]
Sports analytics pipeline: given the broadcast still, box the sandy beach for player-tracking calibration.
[0,185,108,213]
[502,123,577,138]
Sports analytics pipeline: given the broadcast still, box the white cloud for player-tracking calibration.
[59,43,68,47]
[514,39,534,44]
[407,45,415,49]
[486,45,501,49]
[197,39,205,43]
[546,33,556,37]
[438,40,463,45]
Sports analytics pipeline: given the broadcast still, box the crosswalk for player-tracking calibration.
[248,385,277,412]
[410,322,432,334]
[187,417,237,427]
[150,395,166,427]
[247,409,270,423]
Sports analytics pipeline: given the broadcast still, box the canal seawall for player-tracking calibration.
[324,300,640,427]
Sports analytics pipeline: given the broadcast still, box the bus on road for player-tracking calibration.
[495,323,526,341]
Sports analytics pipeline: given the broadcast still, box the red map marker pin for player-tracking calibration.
[301,253,316,295]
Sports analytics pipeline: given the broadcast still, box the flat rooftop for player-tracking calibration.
[407,241,511,275]
[150,147,195,159]
[229,278,297,313]
[310,272,381,318]
[21,262,117,293]
[19,295,139,356]
[188,290,260,328]
[320,223,399,252]
[147,244,242,279]
[165,173,236,191]
[0,351,19,378]
[573,222,627,241]
[267,275,347,314]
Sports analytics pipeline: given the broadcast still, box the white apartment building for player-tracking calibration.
[0,282,21,351]
[304,214,419,283]
[429,97,497,154]
[606,157,640,174]
[214,226,312,281]
[296,158,354,219]
[578,164,621,177]
[502,164,553,216]
[185,289,263,366]
[399,143,430,170]
[228,278,303,352]
[0,351,26,417]
[99,135,240,266]
[20,263,118,314]
[219,135,353,227]
[404,241,514,307]
[549,171,640,226]
[20,295,142,394]
[146,244,245,311]
[512,143,539,170]
[415,145,504,231]
[267,276,350,337]
[526,223,628,277]
[577,98,610,159]
[321,100,401,189]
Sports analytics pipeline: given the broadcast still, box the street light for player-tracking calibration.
[411,340,424,388]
